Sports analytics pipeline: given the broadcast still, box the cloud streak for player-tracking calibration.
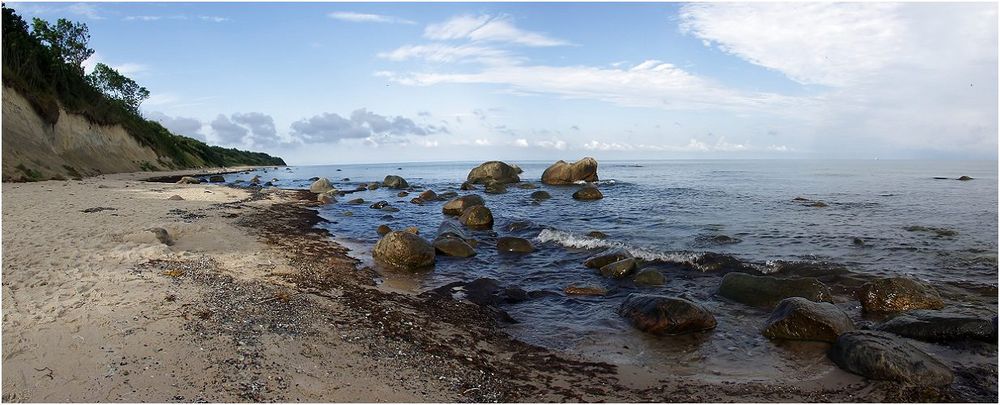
[424,14,569,47]
[328,11,414,24]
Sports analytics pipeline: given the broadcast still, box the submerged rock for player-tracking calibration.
[309,178,335,193]
[857,277,944,313]
[584,248,633,269]
[346,198,365,205]
[467,161,521,185]
[516,182,538,189]
[484,181,507,194]
[572,185,603,201]
[433,235,477,258]
[372,231,435,271]
[418,189,438,201]
[369,200,389,210]
[459,205,494,229]
[397,191,409,197]
[957,175,973,181]
[564,285,607,296]
[530,190,551,200]
[383,175,409,189]
[541,157,599,185]
[876,310,996,342]
[497,236,535,253]
[600,258,637,279]
[442,194,485,216]
[317,192,336,204]
[619,294,717,335]
[829,330,953,386]
[718,273,833,308]
[460,181,476,191]
[208,175,225,183]
[367,183,380,191]
[633,268,665,286]
[762,297,855,343]
[587,231,607,239]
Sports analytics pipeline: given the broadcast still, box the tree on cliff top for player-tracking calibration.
[30,17,93,74]
[87,63,150,113]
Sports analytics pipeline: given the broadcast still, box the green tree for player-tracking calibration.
[86,63,150,113]
[30,17,94,72]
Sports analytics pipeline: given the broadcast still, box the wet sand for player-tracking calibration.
[0,168,970,402]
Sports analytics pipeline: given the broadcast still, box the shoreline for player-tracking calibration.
[0,168,981,401]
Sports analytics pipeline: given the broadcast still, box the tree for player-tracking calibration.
[86,63,150,112]
[31,17,94,72]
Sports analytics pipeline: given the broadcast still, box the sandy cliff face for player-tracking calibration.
[2,87,166,181]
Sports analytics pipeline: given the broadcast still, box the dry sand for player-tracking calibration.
[1,169,958,402]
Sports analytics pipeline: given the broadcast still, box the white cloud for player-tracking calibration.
[81,53,148,76]
[378,44,520,66]
[535,139,567,150]
[329,11,414,24]
[424,14,569,47]
[513,138,529,147]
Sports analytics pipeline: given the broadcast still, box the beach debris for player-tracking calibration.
[146,227,174,245]
[372,231,436,271]
[875,310,997,343]
[459,206,494,229]
[167,195,184,201]
[829,330,953,386]
[81,206,116,213]
[467,161,521,185]
[442,194,485,216]
[718,273,833,308]
[857,277,944,312]
[618,294,717,335]
[572,185,603,201]
[309,178,335,193]
[176,176,200,184]
[563,285,607,296]
[762,297,855,343]
[383,175,409,189]
[497,237,535,253]
[633,268,665,286]
[542,157,599,185]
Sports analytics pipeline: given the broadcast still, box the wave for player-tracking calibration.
[534,229,701,264]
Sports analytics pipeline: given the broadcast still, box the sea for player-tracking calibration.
[221,159,998,385]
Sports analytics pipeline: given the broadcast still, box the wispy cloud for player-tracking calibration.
[378,44,520,66]
[123,14,229,22]
[424,14,569,47]
[9,2,104,20]
[328,11,414,25]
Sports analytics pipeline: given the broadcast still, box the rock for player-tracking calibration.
[600,258,637,279]
[718,273,833,308]
[572,186,603,201]
[355,184,367,191]
[828,331,953,386]
[433,235,477,258]
[250,176,261,184]
[317,192,336,204]
[484,181,507,194]
[383,175,409,189]
[347,198,365,205]
[370,200,390,209]
[418,190,438,201]
[957,175,973,181]
[460,182,476,191]
[762,297,855,343]
[459,206,494,229]
[377,224,392,236]
[438,191,458,199]
[618,294,717,335]
[263,182,274,187]
[809,201,829,208]
[343,211,353,217]
[147,227,173,246]
[710,235,741,244]
[857,277,944,313]
[342,177,350,181]
[509,164,523,174]
[367,183,380,190]
[176,176,200,184]
[167,195,184,201]
[381,206,400,213]
[852,237,865,246]
[564,285,607,296]
[410,198,425,205]
[541,157,599,185]
[530,190,551,200]
[372,231,435,270]
[442,194,485,216]
[587,231,607,239]
[397,191,409,197]
[876,310,996,342]
[633,269,665,286]
[516,183,537,189]
[402,226,418,235]
[497,237,535,253]
[309,178,335,193]
[467,161,521,185]
[584,248,633,269]
[436,221,469,240]
[308,177,320,181]
[208,175,225,183]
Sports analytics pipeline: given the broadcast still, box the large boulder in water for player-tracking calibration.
[718,273,833,308]
[418,189,438,201]
[459,206,494,229]
[572,186,603,201]
[633,268,665,286]
[584,248,633,269]
[497,236,534,253]
[876,310,996,342]
[433,235,476,258]
[599,258,637,279]
[383,175,409,189]
[618,294,717,335]
[442,194,485,216]
[857,277,944,313]
[467,161,521,185]
[762,297,855,343]
[310,178,335,193]
[372,231,435,271]
[541,157,599,185]
[828,330,954,386]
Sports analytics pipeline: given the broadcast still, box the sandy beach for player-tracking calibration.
[0,169,975,402]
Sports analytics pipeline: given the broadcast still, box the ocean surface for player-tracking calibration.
[223,160,998,383]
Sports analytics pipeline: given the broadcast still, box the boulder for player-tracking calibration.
[530,190,551,200]
[383,175,409,189]
[403,226,419,235]
[377,224,392,236]
[762,297,855,343]
[572,186,603,201]
[442,194,485,216]
[372,231,435,270]
[484,181,507,194]
[460,182,476,191]
[600,258,637,279]
[828,331,953,386]
[208,175,225,183]
[497,237,535,253]
[418,190,438,201]
[433,235,477,258]
[346,198,365,205]
[367,183,380,190]
[876,310,996,342]
[176,176,200,184]
[718,273,833,308]
[957,176,973,181]
[857,277,944,313]
[459,206,494,229]
[308,177,320,181]
[587,231,608,239]
[467,161,521,185]
[584,248,633,269]
[438,191,458,199]
[564,285,607,296]
[317,192,336,204]
[618,294,717,335]
[250,175,262,184]
[541,157,599,185]
[633,269,665,286]
[370,201,389,210]
[410,198,425,205]
[397,191,409,197]
[516,183,537,189]
[309,178,335,193]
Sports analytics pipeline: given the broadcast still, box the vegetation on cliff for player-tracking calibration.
[1,6,286,172]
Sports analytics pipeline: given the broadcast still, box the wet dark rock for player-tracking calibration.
[504,287,529,304]
[436,220,469,240]
[618,294,717,335]
[503,220,534,232]
[541,157,599,185]
[438,191,458,199]
[497,237,535,253]
[309,178,334,193]
[208,175,225,183]
[460,182,476,191]
[633,268,665,286]
[459,205,494,229]
[369,200,390,209]
[342,177,350,181]
[530,190,551,200]
[442,194,485,216]
[809,201,829,208]
[876,310,996,342]
[904,225,957,237]
[433,235,477,258]
[383,175,409,189]
[403,226,419,235]
[718,273,833,308]
[308,177,320,181]
[957,176,973,181]
[346,198,365,205]
[584,248,633,269]
[377,224,392,236]
[857,277,944,313]
[710,235,741,244]
[484,181,507,194]
[397,191,409,197]
[367,183,380,190]
[516,183,538,189]
[467,161,521,185]
[355,184,367,191]
[263,181,274,187]
[372,231,435,271]
[564,285,607,296]
[410,197,425,205]
[381,206,400,213]
[418,189,438,201]
[762,297,855,343]
[829,330,954,386]
[587,231,607,239]
[572,185,603,201]
[600,258,637,279]
[316,192,335,204]
[852,237,865,246]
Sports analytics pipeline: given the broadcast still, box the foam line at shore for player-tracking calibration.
[534,229,702,264]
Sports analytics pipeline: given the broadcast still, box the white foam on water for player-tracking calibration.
[534,229,702,264]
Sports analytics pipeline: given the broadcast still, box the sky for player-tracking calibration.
[8,1,998,164]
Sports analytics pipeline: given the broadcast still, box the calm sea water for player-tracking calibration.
[224,160,998,382]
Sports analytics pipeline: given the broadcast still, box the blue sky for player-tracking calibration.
[9,2,998,164]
